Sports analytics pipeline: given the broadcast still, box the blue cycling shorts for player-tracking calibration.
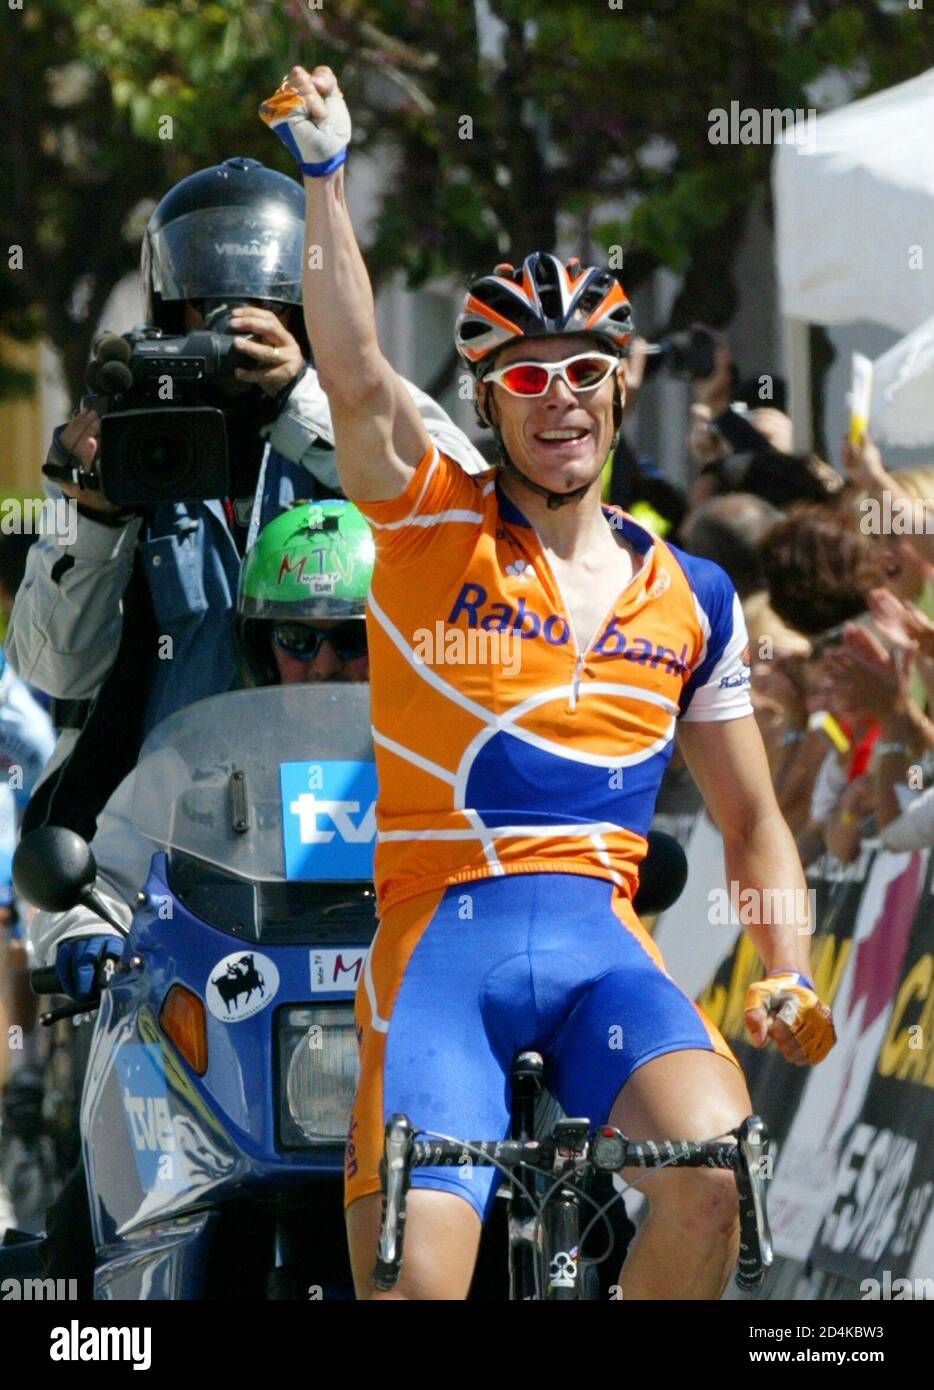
[346,872,740,1220]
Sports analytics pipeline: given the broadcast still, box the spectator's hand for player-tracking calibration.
[868,585,934,659]
[838,770,874,820]
[747,407,794,455]
[50,410,119,515]
[229,307,305,396]
[824,770,875,863]
[691,326,733,413]
[804,454,845,496]
[622,337,649,415]
[687,404,728,467]
[842,431,887,492]
[823,622,909,720]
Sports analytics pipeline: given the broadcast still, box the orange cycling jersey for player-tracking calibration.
[354,445,753,915]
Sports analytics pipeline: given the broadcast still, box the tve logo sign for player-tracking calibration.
[281,760,377,880]
[115,1043,184,1194]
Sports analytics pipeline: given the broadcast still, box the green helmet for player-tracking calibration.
[236,499,375,684]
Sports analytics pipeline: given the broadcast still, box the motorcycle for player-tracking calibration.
[8,681,688,1300]
[13,683,378,1300]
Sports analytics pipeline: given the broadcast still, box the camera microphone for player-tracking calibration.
[86,334,134,395]
[92,333,132,364]
[95,359,134,394]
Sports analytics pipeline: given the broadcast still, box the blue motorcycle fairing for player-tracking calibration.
[82,851,372,1299]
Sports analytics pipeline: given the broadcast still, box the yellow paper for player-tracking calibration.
[848,352,873,446]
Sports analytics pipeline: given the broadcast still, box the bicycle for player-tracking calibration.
[374,1050,773,1300]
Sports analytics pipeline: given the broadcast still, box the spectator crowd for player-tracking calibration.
[616,329,934,871]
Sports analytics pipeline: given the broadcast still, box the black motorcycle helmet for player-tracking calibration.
[141,156,310,354]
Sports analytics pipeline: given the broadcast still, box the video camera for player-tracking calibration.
[643,324,719,382]
[74,303,272,506]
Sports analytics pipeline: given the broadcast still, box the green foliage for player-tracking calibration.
[0,361,38,405]
[0,0,931,410]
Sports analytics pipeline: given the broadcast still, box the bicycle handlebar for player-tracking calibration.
[406,1135,741,1171]
[374,1113,773,1296]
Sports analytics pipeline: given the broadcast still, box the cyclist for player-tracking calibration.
[261,65,836,1301]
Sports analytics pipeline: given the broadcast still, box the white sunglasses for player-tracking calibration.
[483,351,620,398]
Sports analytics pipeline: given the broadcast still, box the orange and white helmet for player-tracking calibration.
[455,252,633,372]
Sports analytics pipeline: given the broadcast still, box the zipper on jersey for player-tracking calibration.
[569,652,585,711]
[541,539,651,713]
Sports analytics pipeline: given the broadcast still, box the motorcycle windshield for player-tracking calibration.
[130,684,376,883]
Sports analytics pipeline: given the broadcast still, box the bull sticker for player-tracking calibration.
[206,951,279,1023]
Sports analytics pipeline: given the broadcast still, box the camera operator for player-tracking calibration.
[0,501,374,1295]
[678,329,841,522]
[6,158,484,840]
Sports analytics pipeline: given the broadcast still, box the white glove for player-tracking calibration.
[260,67,351,177]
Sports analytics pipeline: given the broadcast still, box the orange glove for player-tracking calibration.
[744,971,836,1065]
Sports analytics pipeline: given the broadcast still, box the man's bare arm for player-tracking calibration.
[677,717,812,971]
[264,66,431,502]
[677,714,838,1063]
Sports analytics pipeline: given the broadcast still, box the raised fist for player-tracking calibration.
[260,65,351,177]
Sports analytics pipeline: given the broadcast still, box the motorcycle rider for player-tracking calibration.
[17,500,374,1295]
[5,158,484,845]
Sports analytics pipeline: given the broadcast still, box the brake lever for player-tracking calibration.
[39,998,98,1026]
[735,1115,774,1278]
[374,1115,414,1292]
[38,953,143,1027]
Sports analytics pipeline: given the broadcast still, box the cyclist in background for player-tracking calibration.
[261,64,836,1301]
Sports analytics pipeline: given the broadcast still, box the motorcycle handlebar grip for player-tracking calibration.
[30,966,61,996]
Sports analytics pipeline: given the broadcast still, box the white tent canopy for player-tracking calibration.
[774,68,934,336]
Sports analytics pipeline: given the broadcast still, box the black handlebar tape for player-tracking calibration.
[411,1139,537,1167]
[734,1166,765,1290]
[618,1140,739,1170]
[408,1137,742,1170]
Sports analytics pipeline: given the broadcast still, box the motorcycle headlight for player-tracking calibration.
[276,1005,358,1150]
